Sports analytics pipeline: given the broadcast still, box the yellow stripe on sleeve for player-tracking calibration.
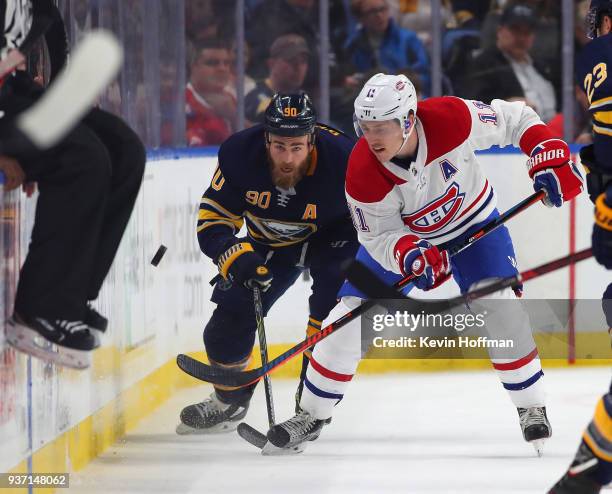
[593,397,612,443]
[594,110,612,124]
[198,209,244,229]
[200,198,243,219]
[590,95,612,110]
[595,194,612,232]
[583,430,612,462]
[593,124,612,137]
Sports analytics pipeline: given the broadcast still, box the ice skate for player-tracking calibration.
[176,392,249,434]
[262,410,325,455]
[6,313,98,369]
[518,406,552,457]
[85,304,108,333]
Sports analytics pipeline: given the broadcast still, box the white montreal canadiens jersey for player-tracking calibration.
[346,96,545,274]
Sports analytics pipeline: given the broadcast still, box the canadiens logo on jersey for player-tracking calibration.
[402,182,465,234]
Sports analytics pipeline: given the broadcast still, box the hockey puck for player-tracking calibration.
[151,245,167,266]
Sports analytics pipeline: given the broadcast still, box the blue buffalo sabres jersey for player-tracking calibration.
[576,32,612,171]
[197,124,357,262]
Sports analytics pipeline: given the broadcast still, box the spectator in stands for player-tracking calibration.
[442,1,489,89]
[185,1,217,44]
[246,0,318,82]
[390,0,452,46]
[186,40,236,146]
[448,0,490,29]
[245,34,310,123]
[344,0,431,94]
[455,3,557,123]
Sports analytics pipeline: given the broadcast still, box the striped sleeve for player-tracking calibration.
[196,164,245,260]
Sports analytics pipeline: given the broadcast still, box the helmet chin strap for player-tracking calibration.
[393,117,415,158]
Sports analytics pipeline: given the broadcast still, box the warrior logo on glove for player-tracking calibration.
[527,139,584,208]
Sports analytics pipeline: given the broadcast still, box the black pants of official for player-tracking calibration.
[0,77,146,321]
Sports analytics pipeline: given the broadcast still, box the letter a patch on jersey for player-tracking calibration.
[439,160,458,182]
[302,204,317,220]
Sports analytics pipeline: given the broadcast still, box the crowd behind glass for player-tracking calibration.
[52,0,591,149]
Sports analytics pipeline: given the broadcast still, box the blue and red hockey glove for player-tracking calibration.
[527,139,584,207]
[394,236,451,291]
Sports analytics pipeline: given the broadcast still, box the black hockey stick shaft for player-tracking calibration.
[253,286,276,427]
[177,190,545,387]
[446,190,545,257]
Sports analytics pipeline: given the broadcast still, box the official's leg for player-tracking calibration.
[14,118,112,321]
[81,108,146,302]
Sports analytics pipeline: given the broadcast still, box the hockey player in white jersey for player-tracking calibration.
[265,73,584,454]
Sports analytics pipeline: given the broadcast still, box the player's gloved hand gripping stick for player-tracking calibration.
[177,190,555,387]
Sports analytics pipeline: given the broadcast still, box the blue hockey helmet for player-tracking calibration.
[587,0,612,38]
[264,93,317,139]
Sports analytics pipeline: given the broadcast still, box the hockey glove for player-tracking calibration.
[593,187,612,269]
[395,236,451,291]
[527,139,584,208]
[216,242,273,291]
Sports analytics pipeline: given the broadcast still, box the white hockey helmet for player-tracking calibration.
[353,73,417,139]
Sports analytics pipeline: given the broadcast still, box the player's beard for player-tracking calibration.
[267,152,310,189]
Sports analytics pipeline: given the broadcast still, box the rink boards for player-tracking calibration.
[0,147,610,487]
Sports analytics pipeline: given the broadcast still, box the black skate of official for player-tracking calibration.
[85,303,108,333]
[6,313,99,369]
[176,392,249,434]
[518,406,552,456]
[262,410,325,455]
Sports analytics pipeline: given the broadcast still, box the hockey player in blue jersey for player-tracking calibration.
[550,1,612,492]
[176,93,359,434]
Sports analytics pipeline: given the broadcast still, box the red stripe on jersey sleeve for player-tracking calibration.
[519,124,556,155]
[346,138,406,203]
[417,97,472,165]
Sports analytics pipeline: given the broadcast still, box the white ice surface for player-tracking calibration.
[68,367,612,494]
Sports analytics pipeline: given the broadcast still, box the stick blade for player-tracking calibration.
[18,30,123,149]
[344,259,405,300]
[237,422,268,449]
[176,354,259,387]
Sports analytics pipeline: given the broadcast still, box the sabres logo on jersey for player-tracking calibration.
[245,212,317,247]
[402,182,465,234]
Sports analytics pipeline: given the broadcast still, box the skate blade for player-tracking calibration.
[175,421,239,435]
[530,439,546,457]
[261,441,307,456]
[6,320,91,369]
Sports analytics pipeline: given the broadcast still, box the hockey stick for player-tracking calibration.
[176,190,546,387]
[1,30,122,155]
[236,287,275,449]
[345,247,593,305]
[180,246,593,390]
